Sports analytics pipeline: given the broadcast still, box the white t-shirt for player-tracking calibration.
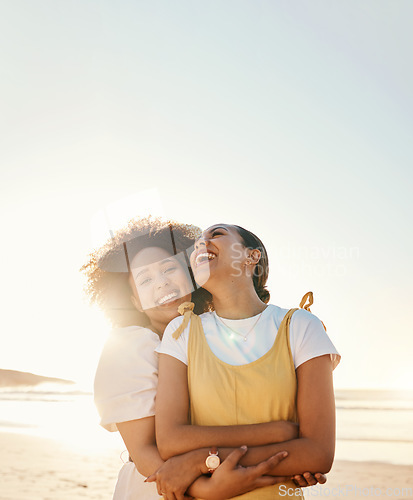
[94,326,161,500]
[157,304,341,370]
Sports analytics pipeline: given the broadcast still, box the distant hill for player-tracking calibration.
[0,369,75,388]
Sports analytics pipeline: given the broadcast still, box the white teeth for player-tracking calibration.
[195,252,216,266]
[158,292,178,305]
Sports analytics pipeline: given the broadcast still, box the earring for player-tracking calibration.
[246,260,252,265]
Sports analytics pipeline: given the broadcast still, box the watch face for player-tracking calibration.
[206,455,220,469]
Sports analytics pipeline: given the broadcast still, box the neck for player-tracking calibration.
[211,280,266,319]
[148,318,169,339]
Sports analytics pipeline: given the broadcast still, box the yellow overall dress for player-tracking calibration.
[173,299,312,500]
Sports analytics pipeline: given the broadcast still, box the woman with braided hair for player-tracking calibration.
[154,223,341,499]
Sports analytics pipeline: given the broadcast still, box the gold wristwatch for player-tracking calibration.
[205,447,220,474]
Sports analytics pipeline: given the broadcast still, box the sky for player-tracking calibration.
[0,0,412,391]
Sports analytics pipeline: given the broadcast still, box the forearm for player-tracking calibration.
[130,443,164,478]
[117,419,164,478]
[220,437,334,475]
[187,475,213,499]
[158,420,295,460]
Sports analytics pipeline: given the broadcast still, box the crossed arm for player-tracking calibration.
[116,353,335,499]
[118,412,298,478]
[117,413,301,499]
[155,352,336,476]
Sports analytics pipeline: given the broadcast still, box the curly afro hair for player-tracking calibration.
[80,216,212,328]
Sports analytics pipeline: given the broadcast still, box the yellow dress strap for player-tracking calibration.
[173,302,195,339]
[299,291,327,331]
[299,291,313,311]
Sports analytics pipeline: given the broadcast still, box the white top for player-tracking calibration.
[157,304,341,370]
[94,326,160,431]
[94,326,161,500]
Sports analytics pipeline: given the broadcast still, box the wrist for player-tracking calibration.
[188,475,210,498]
[205,446,221,474]
[191,448,211,475]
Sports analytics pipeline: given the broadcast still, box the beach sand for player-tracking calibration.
[0,432,412,500]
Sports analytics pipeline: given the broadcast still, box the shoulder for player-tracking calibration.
[94,326,161,432]
[103,326,160,352]
[288,308,327,347]
[96,326,160,378]
[164,316,185,333]
[94,326,160,396]
[163,311,215,339]
[289,308,341,370]
[264,303,291,327]
[162,316,187,343]
[263,303,322,330]
[291,308,323,329]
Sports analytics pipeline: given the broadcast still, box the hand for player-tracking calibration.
[292,472,327,487]
[145,451,203,500]
[193,446,290,500]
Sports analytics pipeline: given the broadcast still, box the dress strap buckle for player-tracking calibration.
[299,291,313,311]
[173,302,195,339]
[299,291,327,331]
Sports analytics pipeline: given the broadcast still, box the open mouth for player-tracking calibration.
[194,252,216,268]
[157,290,180,306]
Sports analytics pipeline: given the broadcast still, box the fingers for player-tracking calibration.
[162,492,177,500]
[177,492,192,500]
[144,473,156,483]
[315,473,327,484]
[250,451,288,478]
[303,473,318,486]
[292,472,327,487]
[253,476,288,488]
[159,485,185,500]
[292,475,307,487]
[220,445,248,469]
[156,482,162,497]
[255,475,290,487]
[271,475,291,485]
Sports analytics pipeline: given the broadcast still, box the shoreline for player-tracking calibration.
[1,431,412,499]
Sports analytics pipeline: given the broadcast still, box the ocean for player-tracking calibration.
[334,389,413,466]
[0,386,412,466]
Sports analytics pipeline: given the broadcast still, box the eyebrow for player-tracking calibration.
[205,226,228,236]
[134,268,149,280]
[160,258,175,265]
[134,258,176,280]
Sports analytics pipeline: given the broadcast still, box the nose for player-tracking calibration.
[156,274,170,289]
[194,236,209,251]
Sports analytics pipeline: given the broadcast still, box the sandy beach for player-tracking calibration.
[0,432,120,500]
[1,432,412,500]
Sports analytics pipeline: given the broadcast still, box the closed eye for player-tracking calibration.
[211,230,224,237]
[139,277,152,286]
[164,266,178,273]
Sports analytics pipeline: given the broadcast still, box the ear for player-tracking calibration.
[249,249,261,264]
[130,294,143,313]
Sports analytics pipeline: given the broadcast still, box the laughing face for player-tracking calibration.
[190,224,250,288]
[129,247,193,319]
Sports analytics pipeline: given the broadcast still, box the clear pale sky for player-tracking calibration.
[0,1,412,391]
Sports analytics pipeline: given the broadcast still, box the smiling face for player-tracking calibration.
[190,224,251,289]
[129,247,193,327]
